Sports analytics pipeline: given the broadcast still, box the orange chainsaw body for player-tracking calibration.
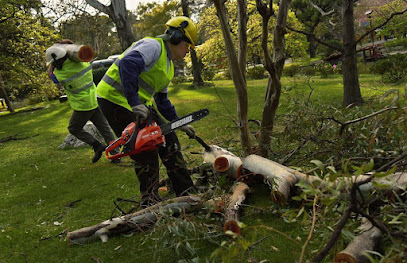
[105,121,165,160]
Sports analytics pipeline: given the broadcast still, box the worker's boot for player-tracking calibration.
[92,141,106,163]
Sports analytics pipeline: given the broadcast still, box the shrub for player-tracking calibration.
[247,66,266,79]
[315,62,334,78]
[283,64,300,78]
[300,65,316,76]
[370,54,407,82]
[357,62,371,74]
[202,67,216,81]
[171,75,188,84]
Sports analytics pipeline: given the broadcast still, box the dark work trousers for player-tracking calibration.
[98,98,193,199]
[68,103,116,146]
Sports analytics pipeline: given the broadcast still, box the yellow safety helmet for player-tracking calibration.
[165,16,197,48]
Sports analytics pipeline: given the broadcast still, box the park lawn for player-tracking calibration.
[0,74,405,262]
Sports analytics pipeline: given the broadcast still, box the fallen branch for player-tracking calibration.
[203,145,243,179]
[67,195,202,244]
[224,182,250,235]
[333,107,399,135]
[0,132,39,144]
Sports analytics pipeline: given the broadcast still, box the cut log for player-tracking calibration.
[67,196,202,244]
[203,145,243,179]
[242,155,315,204]
[214,155,243,180]
[224,182,250,235]
[334,218,382,263]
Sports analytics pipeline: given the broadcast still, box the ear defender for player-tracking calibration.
[168,20,190,45]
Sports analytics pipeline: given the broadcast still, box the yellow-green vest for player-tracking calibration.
[96,37,174,111]
[54,59,97,111]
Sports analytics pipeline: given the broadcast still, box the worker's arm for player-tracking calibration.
[119,39,161,108]
[154,92,179,121]
[119,51,145,107]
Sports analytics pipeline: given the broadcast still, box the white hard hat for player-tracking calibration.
[45,45,67,66]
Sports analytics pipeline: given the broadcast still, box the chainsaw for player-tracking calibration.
[105,108,210,160]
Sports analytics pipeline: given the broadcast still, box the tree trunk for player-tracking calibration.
[181,0,204,86]
[237,0,248,82]
[341,0,364,107]
[307,34,317,58]
[0,73,14,113]
[257,0,291,157]
[212,0,251,154]
[85,0,135,51]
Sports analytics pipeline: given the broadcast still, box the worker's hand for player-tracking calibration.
[131,104,149,121]
[179,125,196,137]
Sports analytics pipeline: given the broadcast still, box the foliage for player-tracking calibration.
[201,66,216,81]
[0,0,60,102]
[369,54,407,82]
[284,64,301,77]
[246,66,266,80]
[131,1,180,41]
[314,62,334,78]
[197,1,308,70]
[171,74,188,84]
[372,0,407,40]
[384,37,407,48]
[59,13,121,59]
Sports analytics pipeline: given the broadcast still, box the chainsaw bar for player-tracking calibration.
[160,108,210,135]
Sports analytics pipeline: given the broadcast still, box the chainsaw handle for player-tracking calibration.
[122,115,140,154]
[189,134,211,152]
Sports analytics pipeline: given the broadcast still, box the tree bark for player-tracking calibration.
[212,0,251,154]
[257,0,291,157]
[341,0,364,106]
[224,182,250,235]
[85,0,135,51]
[203,145,243,179]
[0,73,14,113]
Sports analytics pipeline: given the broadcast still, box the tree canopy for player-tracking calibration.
[0,0,60,102]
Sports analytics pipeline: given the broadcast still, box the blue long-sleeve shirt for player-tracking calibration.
[118,38,179,121]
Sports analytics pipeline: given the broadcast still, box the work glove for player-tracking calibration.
[179,125,196,138]
[131,104,149,121]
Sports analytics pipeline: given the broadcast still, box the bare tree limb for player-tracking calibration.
[356,7,407,45]
[286,25,342,52]
[308,0,334,16]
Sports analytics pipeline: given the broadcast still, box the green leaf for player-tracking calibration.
[310,160,324,170]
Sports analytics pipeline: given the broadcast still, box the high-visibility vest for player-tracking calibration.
[54,59,97,111]
[96,37,174,111]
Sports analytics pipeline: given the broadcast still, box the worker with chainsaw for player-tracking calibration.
[46,39,118,164]
[97,16,198,207]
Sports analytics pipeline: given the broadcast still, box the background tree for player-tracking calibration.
[211,0,252,154]
[85,0,135,51]
[290,0,338,58]
[197,0,307,70]
[288,0,407,106]
[59,13,121,58]
[256,0,292,157]
[0,0,59,112]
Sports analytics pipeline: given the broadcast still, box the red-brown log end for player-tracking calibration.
[78,45,95,62]
[334,253,356,263]
[214,156,230,172]
[270,191,286,205]
[235,164,243,180]
[224,220,241,235]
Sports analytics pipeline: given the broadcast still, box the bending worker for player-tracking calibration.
[46,39,118,163]
[97,16,197,207]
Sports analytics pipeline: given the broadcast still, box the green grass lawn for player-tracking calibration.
[0,74,405,262]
